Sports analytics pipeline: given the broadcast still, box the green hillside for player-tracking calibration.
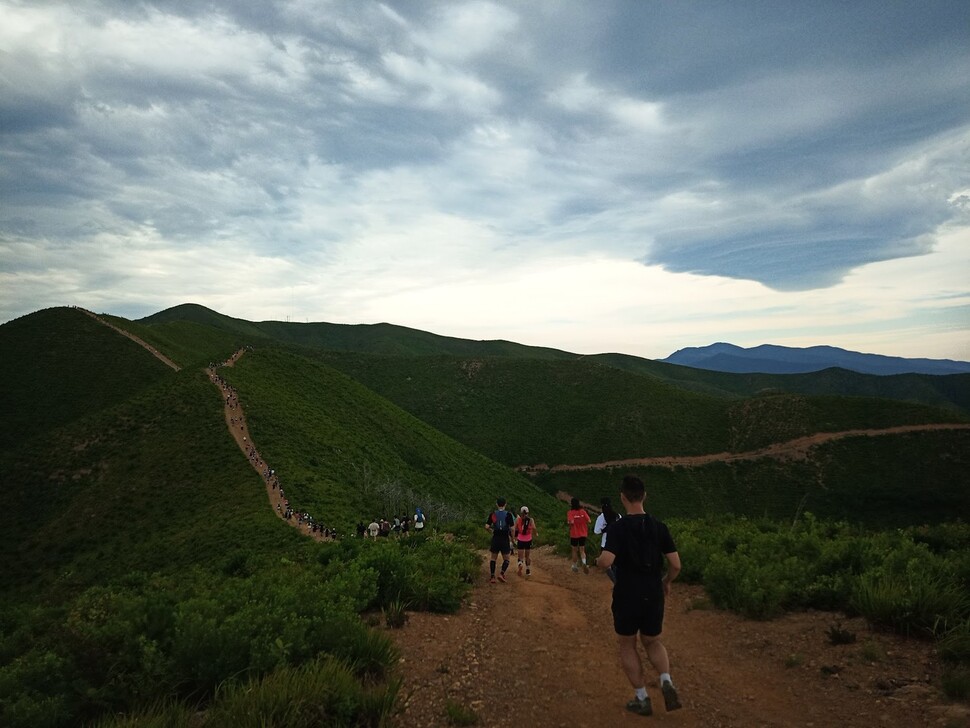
[315,352,965,467]
[0,307,173,452]
[533,428,970,527]
[101,314,253,369]
[592,352,970,414]
[135,304,970,414]
[1,322,552,727]
[142,303,575,359]
[219,348,560,524]
[0,370,308,596]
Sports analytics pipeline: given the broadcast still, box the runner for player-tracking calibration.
[596,474,682,716]
[414,507,426,532]
[567,496,592,573]
[514,506,537,577]
[484,497,515,583]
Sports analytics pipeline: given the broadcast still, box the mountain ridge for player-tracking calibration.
[662,341,970,376]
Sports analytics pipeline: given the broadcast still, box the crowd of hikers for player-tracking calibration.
[356,507,428,539]
[208,352,339,541]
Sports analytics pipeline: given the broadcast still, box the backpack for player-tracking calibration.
[492,510,511,532]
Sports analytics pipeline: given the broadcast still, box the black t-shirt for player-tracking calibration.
[603,514,676,599]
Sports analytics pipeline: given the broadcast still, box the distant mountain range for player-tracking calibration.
[661,343,970,376]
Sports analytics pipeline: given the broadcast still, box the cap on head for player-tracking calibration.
[520,506,529,514]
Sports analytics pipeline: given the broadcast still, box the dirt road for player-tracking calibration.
[390,546,966,727]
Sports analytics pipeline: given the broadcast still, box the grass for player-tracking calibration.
[219,347,564,529]
[0,307,173,451]
[444,700,479,726]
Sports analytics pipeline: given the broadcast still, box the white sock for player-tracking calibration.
[660,672,672,686]
[635,687,648,701]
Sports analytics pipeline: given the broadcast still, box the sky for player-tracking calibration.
[1,1,969,361]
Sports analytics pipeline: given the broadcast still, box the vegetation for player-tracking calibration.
[4,303,970,725]
[533,428,970,527]
[100,315,249,370]
[218,348,561,527]
[0,307,173,451]
[669,514,970,691]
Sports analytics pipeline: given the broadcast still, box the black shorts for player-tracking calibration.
[516,539,533,550]
[612,591,665,637]
[490,535,511,555]
[570,536,587,547]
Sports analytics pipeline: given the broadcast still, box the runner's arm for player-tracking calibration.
[663,551,681,596]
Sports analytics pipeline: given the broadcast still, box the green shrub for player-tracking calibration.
[852,566,970,638]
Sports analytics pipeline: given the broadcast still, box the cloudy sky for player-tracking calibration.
[2,1,968,360]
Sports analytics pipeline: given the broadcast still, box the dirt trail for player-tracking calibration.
[207,349,333,542]
[390,547,967,727]
[77,307,182,371]
[520,423,970,474]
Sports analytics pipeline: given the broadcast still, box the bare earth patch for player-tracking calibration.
[389,546,967,727]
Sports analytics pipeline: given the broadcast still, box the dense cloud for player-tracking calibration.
[1,1,968,357]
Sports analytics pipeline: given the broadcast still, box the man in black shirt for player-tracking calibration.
[597,474,683,716]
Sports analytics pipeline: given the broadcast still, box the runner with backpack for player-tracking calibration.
[485,497,515,583]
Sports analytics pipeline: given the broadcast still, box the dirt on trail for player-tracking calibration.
[389,547,967,728]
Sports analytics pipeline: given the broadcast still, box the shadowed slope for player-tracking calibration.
[0,307,174,452]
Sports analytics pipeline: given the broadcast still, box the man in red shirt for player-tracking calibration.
[567,496,592,573]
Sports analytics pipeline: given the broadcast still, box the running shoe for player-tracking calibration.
[571,563,579,573]
[497,573,507,583]
[517,562,524,576]
[583,562,590,574]
[489,576,496,584]
[661,681,682,712]
[525,568,531,577]
[625,697,652,716]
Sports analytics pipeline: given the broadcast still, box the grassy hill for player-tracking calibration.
[135,304,970,414]
[218,347,559,525]
[533,428,970,527]
[0,369,309,597]
[592,352,970,414]
[142,303,575,359]
[0,307,174,452]
[1,319,559,727]
[315,351,966,467]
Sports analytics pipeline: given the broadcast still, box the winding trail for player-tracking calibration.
[207,350,334,542]
[519,423,970,474]
[78,308,330,542]
[77,307,181,371]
